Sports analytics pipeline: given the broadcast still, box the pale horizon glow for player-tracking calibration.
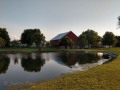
[0,0,120,41]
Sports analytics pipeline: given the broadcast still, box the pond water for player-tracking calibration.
[0,51,110,90]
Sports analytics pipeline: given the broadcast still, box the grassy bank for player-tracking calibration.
[0,48,39,53]
[0,48,63,53]
[0,47,117,53]
[6,48,120,90]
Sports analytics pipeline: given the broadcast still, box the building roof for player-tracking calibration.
[50,31,70,41]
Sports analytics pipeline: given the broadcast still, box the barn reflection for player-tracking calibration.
[57,51,106,67]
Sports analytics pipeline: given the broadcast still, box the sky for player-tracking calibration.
[0,0,120,41]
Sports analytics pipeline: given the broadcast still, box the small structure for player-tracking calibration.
[50,31,78,48]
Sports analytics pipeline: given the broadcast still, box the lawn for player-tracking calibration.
[0,48,39,53]
[0,47,61,53]
[6,48,120,90]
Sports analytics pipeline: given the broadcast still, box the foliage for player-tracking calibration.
[102,31,117,47]
[10,39,20,47]
[59,37,73,48]
[115,36,120,47]
[118,16,120,27]
[21,29,45,47]
[0,28,10,47]
[77,34,88,48]
[0,38,6,47]
[82,29,101,47]
[45,41,51,48]
[34,32,45,47]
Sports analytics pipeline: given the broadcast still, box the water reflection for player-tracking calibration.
[21,55,45,72]
[102,53,110,59]
[0,56,10,74]
[77,52,101,64]
[58,52,108,67]
[0,52,111,90]
[14,58,18,64]
[58,52,77,67]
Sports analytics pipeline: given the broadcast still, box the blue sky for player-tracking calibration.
[0,0,120,41]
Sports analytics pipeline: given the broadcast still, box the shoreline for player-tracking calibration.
[5,49,118,90]
[102,52,117,64]
[0,48,105,53]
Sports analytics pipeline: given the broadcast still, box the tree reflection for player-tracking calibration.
[0,56,10,74]
[58,52,102,67]
[58,52,77,67]
[21,55,45,72]
[77,52,101,64]
[102,54,110,59]
[14,58,18,64]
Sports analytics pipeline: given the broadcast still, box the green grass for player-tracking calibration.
[89,48,120,54]
[0,47,64,53]
[1,47,118,53]
[0,48,39,53]
[6,48,120,90]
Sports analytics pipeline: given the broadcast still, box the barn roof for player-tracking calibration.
[51,31,70,41]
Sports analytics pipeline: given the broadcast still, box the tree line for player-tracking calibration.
[77,29,117,48]
[0,28,45,48]
[0,16,120,48]
[0,27,119,48]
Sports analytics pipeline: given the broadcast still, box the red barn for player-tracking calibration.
[50,31,78,48]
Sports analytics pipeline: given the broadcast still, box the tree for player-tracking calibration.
[81,29,101,47]
[21,29,34,46]
[102,31,117,47]
[118,16,120,28]
[59,37,73,49]
[0,38,6,47]
[34,33,45,47]
[77,34,88,48]
[115,36,120,47]
[10,39,20,47]
[45,41,51,48]
[21,29,45,47]
[0,28,10,47]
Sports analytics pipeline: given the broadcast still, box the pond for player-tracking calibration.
[0,51,110,90]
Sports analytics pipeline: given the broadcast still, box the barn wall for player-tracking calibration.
[63,31,78,43]
[50,31,78,48]
[50,40,59,46]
